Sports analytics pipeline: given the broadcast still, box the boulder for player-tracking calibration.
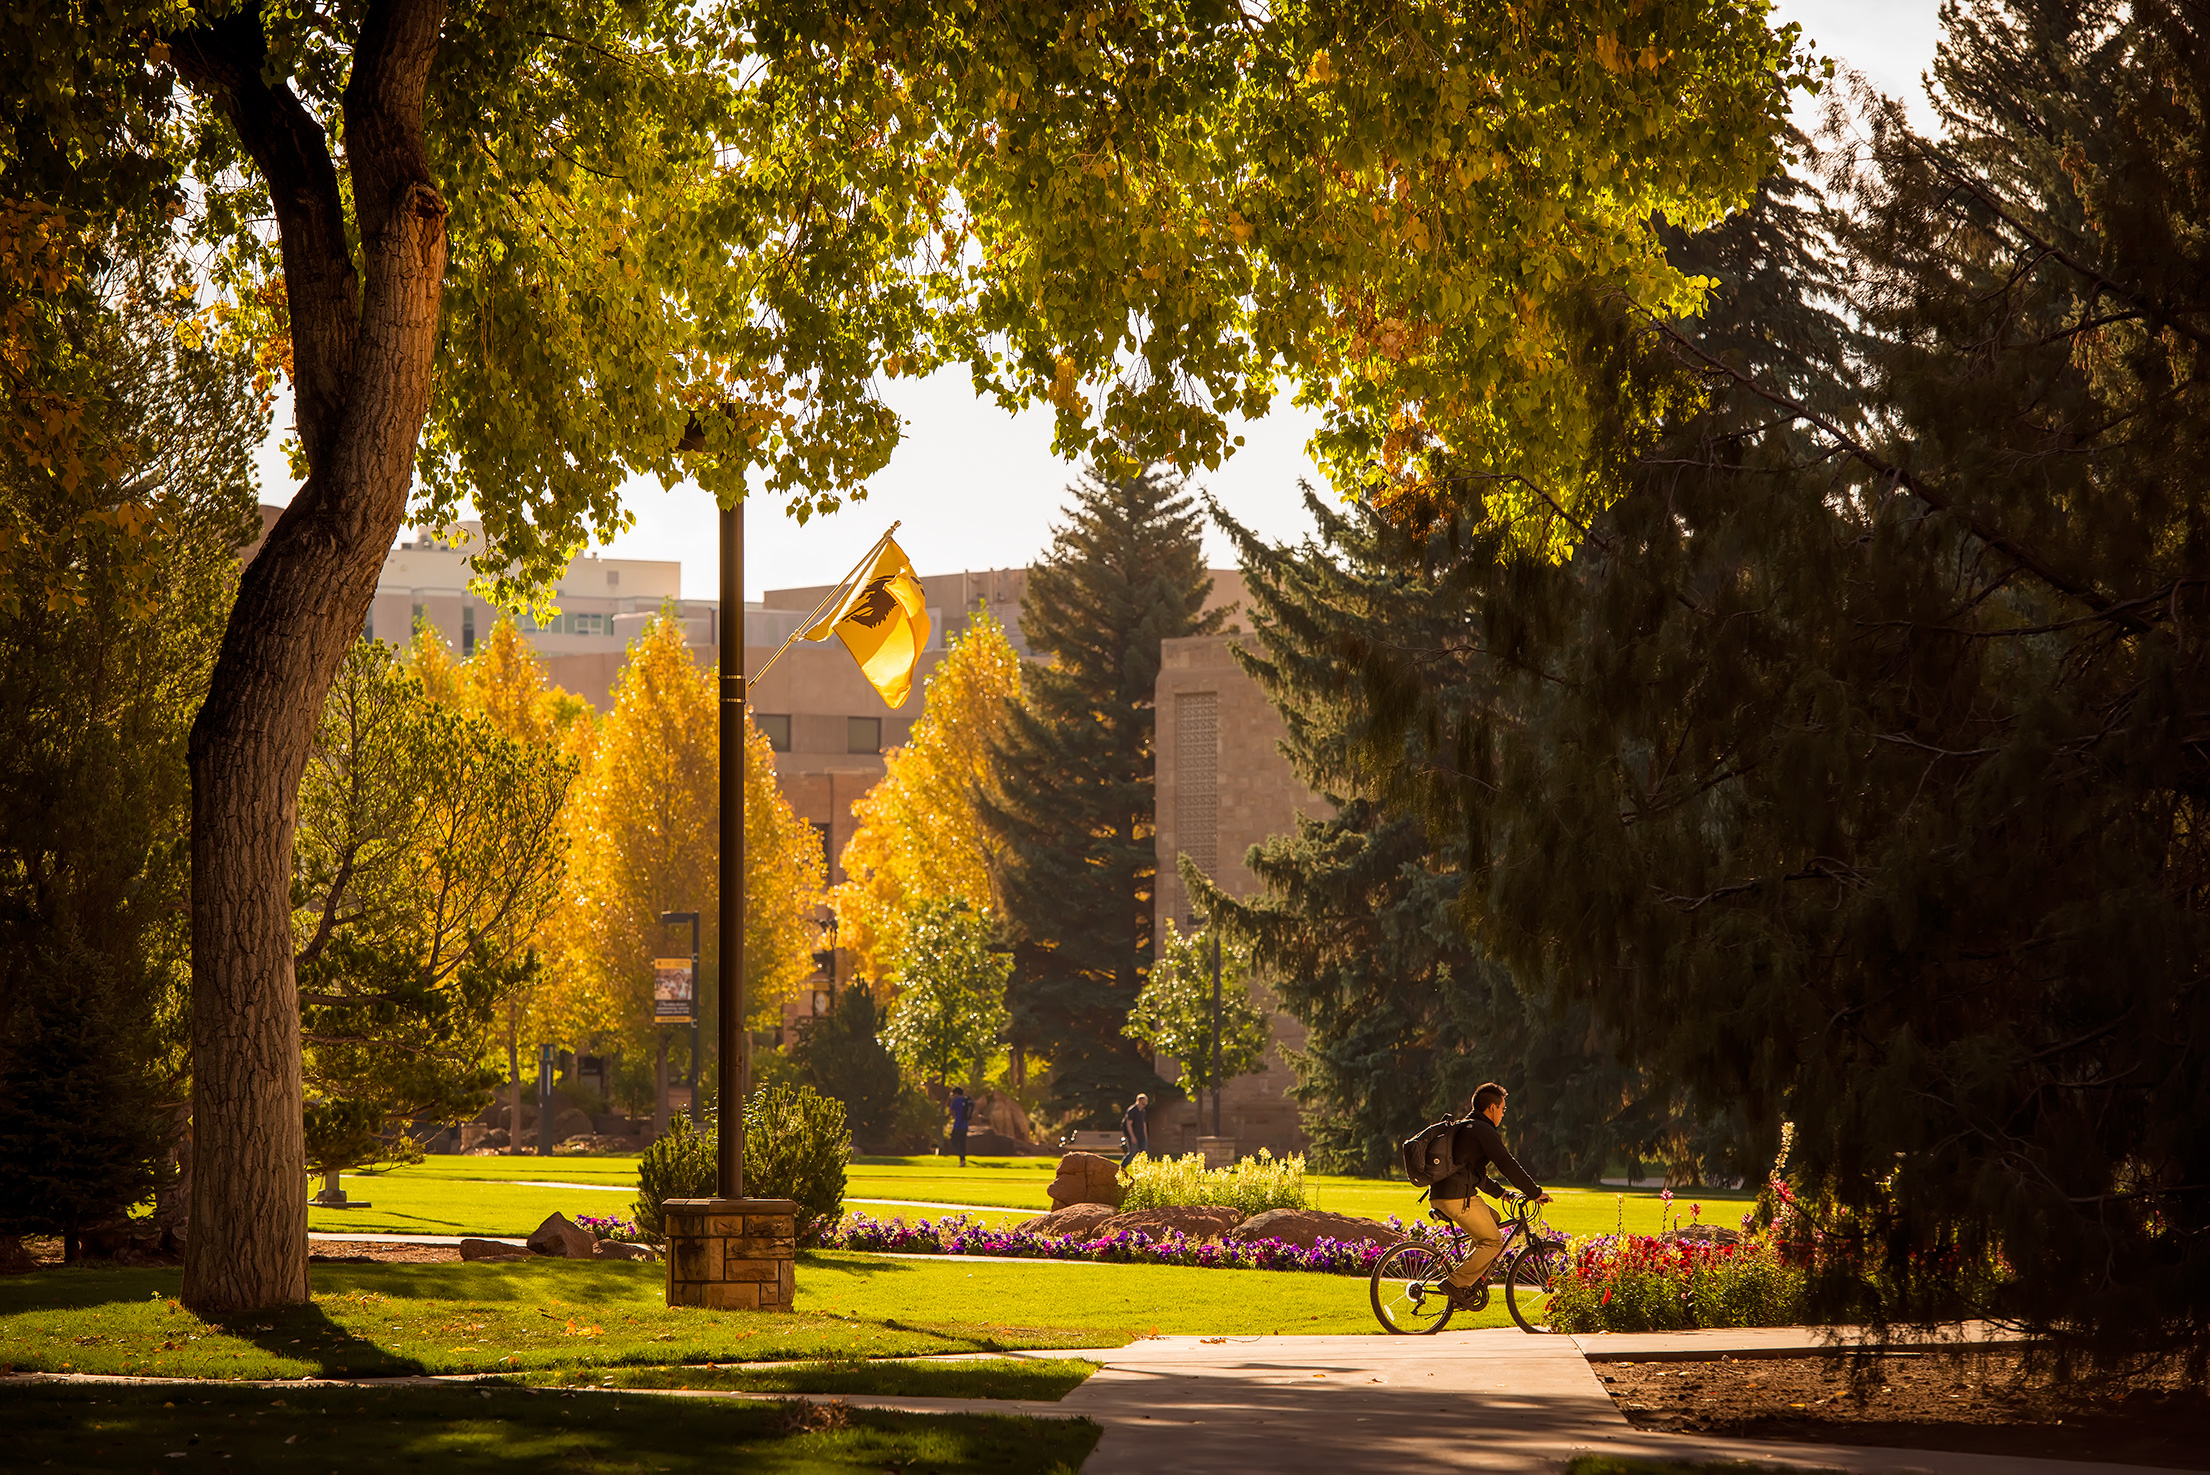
[526,1212,597,1259]
[552,1106,595,1142]
[1046,1151,1126,1211]
[1226,1208,1395,1250]
[1015,1202,1120,1238]
[459,1237,531,1262]
[973,1089,1035,1144]
[593,1238,658,1262]
[1093,1205,1242,1242]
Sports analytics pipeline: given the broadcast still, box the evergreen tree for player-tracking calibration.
[786,988,902,1150]
[983,464,1224,1122]
[1204,502,1762,1186]
[0,238,261,1255]
[1299,0,2209,1365]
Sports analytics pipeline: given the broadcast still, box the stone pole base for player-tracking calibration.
[663,1198,798,1311]
[1194,1136,1237,1168]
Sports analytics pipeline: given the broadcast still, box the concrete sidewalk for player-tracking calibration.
[1046,1329,2173,1474]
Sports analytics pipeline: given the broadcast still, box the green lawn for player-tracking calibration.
[315,1151,1756,1242]
[0,1258,1120,1381]
[0,1245,1509,1384]
[796,1248,1481,1336]
[0,1383,1099,1473]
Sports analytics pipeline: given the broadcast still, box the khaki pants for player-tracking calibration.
[1433,1194,1505,1287]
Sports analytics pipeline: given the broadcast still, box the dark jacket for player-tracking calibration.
[1433,1114,1541,1203]
[1121,1103,1148,1150]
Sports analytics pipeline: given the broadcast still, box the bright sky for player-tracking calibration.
[249,0,1943,603]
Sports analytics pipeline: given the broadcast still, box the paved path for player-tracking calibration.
[1044,1330,2168,1474]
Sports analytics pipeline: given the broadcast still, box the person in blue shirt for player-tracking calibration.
[948,1086,971,1166]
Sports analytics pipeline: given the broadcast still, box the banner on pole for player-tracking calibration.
[653,957,695,1022]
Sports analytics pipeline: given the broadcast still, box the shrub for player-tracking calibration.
[633,1086,850,1245]
[1547,1232,1808,1332]
[633,1116,715,1240]
[743,1082,849,1246]
[1118,1149,1307,1216]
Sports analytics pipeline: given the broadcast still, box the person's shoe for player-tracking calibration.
[1448,1284,1490,1312]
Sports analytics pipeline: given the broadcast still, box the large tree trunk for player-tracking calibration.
[172,0,448,1313]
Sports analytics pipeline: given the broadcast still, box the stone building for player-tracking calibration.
[1148,631,1332,1159]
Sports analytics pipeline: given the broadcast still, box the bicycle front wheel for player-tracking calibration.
[1502,1241,1562,1334]
[1370,1241,1456,1335]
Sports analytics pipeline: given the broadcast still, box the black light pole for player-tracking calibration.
[659,911,700,1125]
[718,500,746,1200]
[1209,927,1223,1138]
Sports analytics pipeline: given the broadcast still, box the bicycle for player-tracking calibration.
[1369,1189,1567,1335]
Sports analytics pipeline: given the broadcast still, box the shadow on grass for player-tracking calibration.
[0,1264,179,1312]
[314,1257,660,1304]
[200,1297,425,1378]
[797,1250,922,1279]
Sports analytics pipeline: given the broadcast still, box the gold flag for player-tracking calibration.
[802,535,931,707]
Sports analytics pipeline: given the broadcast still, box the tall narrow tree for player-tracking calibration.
[983,465,1223,1121]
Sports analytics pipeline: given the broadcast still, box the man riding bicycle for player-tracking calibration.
[1431,1082,1550,1310]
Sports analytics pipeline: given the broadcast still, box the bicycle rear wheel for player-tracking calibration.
[1502,1241,1562,1334]
[1370,1241,1456,1335]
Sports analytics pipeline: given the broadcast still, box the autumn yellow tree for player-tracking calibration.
[834,615,1022,985]
[559,615,824,1079]
[456,616,595,755]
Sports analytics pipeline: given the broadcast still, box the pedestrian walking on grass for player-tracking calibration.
[948,1086,971,1167]
[1120,1093,1149,1167]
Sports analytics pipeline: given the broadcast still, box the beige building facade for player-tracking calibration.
[1149,633,1332,1159]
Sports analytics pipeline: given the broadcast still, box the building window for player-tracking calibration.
[847,716,881,754]
[757,713,792,751]
[362,609,374,642]
[462,604,475,656]
[1175,691,1219,923]
[607,569,620,588]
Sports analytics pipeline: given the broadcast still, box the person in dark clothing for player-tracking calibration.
[1120,1093,1149,1167]
[1432,1082,1548,1308]
[948,1087,971,1166]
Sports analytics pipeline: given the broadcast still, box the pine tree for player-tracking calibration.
[0,238,261,1253]
[1205,499,1760,1185]
[982,464,1224,1122]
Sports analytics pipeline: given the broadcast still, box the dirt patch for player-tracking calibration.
[308,1240,460,1264]
[1597,1352,2210,1469]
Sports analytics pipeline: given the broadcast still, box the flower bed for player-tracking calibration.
[1118,1149,1308,1215]
[825,1210,1456,1275]
[1548,1230,1807,1332]
[576,1213,645,1244]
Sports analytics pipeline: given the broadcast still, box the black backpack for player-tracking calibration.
[1401,1118,1465,1188]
